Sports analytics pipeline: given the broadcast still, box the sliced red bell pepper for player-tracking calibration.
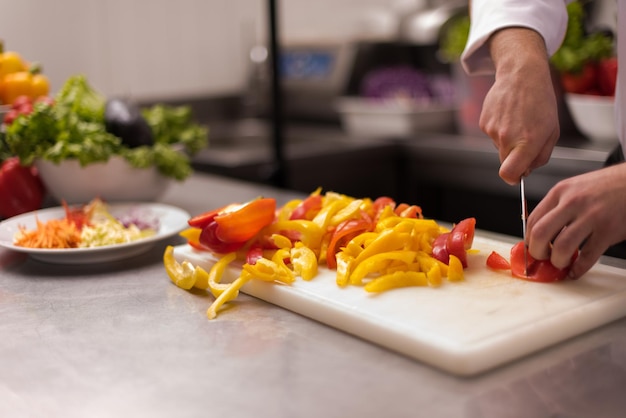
[445,217,476,267]
[289,194,323,220]
[214,198,276,243]
[188,205,228,229]
[431,232,450,265]
[486,251,511,270]
[510,241,577,282]
[199,221,246,254]
[326,218,373,269]
[431,218,476,267]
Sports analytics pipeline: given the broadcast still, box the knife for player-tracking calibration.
[520,177,529,275]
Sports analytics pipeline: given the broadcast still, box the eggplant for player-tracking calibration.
[104,98,154,148]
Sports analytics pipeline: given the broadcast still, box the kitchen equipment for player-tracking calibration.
[520,177,529,274]
[253,41,356,122]
[401,0,467,45]
[174,235,626,376]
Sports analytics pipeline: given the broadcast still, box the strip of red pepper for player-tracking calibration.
[0,157,45,218]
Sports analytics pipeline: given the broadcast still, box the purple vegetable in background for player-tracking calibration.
[359,66,454,105]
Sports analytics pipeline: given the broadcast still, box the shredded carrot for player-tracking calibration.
[14,217,82,249]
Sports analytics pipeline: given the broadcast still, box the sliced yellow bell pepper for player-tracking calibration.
[353,228,410,265]
[163,245,196,290]
[364,271,428,293]
[242,258,294,284]
[335,251,354,287]
[447,254,465,282]
[350,250,417,285]
[207,252,238,297]
[207,271,252,320]
[179,227,201,246]
[263,220,323,250]
[272,248,296,282]
[329,199,364,226]
[290,242,318,281]
[270,233,293,249]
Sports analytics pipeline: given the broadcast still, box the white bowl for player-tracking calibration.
[35,157,172,205]
[336,97,455,138]
[564,93,618,143]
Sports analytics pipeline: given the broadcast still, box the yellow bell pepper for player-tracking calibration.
[272,248,296,282]
[364,271,428,293]
[329,199,364,225]
[242,257,294,284]
[263,220,323,250]
[270,233,293,249]
[30,72,50,99]
[312,199,345,230]
[179,227,201,244]
[207,271,252,320]
[350,250,417,285]
[335,251,354,287]
[290,242,318,281]
[207,252,238,297]
[447,254,465,282]
[163,245,211,290]
[353,228,410,265]
[1,71,32,105]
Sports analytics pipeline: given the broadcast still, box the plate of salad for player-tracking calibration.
[0,200,190,264]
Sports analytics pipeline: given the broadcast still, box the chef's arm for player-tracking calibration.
[461,0,570,75]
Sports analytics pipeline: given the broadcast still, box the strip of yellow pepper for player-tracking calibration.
[350,250,418,285]
[290,242,318,281]
[242,258,294,284]
[163,245,210,290]
[272,248,296,282]
[207,271,253,320]
[447,254,465,282]
[364,271,428,293]
[353,228,411,266]
[207,252,238,297]
[263,220,323,250]
[335,251,354,287]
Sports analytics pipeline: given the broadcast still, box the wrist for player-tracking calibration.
[488,27,551,76]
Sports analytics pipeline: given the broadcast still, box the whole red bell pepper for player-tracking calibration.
[0,157,45,218]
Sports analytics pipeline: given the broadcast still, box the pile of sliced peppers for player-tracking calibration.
[163,188,476,319]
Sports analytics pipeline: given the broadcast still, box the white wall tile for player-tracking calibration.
[0,0,398,101]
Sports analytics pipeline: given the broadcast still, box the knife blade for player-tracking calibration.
[520,177,529,275]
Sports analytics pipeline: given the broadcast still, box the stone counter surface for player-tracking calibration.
[2,173,626,418]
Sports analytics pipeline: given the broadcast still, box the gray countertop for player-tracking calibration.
[2,172,626,418]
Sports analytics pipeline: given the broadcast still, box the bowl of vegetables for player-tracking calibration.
[2,75,208,204]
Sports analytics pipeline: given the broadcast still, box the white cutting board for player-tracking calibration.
[173,236,626,376]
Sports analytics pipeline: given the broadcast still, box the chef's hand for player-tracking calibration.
[527,164,626,279]
[482,28,561,184]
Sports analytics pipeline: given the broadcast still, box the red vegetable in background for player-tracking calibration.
[597,57,617,96]
[0,157,45,218]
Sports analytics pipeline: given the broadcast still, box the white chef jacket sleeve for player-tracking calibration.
[461,0,570,75]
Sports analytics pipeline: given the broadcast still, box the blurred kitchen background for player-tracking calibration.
[2,0,623,255]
